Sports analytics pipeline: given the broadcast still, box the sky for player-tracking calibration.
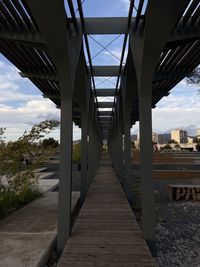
[0,0,199,141]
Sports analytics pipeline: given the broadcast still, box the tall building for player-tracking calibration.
[171,129,187,144]
[197,129,200,137]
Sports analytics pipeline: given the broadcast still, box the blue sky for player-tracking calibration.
[0,0,199,140]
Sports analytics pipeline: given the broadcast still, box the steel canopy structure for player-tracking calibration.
[0,0,200,255]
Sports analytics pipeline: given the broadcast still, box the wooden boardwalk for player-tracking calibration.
[58,153,155,266]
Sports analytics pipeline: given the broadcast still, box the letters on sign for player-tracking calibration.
[173,187,200,201]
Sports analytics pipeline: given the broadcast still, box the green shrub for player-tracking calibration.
[0,171,41,219]
[73,143,81,163]
[0,120,59,219]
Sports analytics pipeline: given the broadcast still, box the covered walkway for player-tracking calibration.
[0,0,200,264]
[57,152,155,266]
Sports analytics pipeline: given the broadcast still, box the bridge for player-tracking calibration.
[0,0,199,265]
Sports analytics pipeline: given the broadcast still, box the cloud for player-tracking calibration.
[119,0,130,11]
[103,47,128,65]
[0,98,60,140]
[152,107,200,133]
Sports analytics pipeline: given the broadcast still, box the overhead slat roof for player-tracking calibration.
[0,0,199,134]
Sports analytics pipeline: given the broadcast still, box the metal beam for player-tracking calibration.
[0,32,45,46]
[78,17,132,34]
[169,25,200,43]
[100,118,111,122]
[98,102,113,108]
[20,69,189,84]
[0,18,199,48]
[96,89,116,96]
[153,70,189,82]
[92,66,122,76]
[98,111,112,116]
[101,123,111,126]
[42,94,60,99]
[19,72,58,81]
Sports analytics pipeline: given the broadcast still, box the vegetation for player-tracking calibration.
[0,120,59,219]
[186,67,200,96]
[161,144,172,150]
[168,139,179,144]
[186,67,200,87]
[73,142,81,163]
[0,127,6,143]
[0,171,41,218]
[196,142,200,152]
[40,137,59,149]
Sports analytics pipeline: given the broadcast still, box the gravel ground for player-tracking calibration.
[131,170,200,267]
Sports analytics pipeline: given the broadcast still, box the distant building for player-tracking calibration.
[171,129,187,144]
[187,136,193,144]
[197,129,200,139]
[152,132,158,143]
[158,133,171,144]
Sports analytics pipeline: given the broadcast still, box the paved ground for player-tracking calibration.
[0,192,80,267]
[42,160,81,192]
[0,155,81,267]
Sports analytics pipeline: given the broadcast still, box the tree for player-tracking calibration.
[41,138,59,149]
[161,144,172,150]
[174,144,180,150]
[193,137,199,143]
[196,141,200,152]
[186,67,200,87]
[0,127,6,144]
[0,120,60,218]
[168,139,179,144]
[0,120,60,173]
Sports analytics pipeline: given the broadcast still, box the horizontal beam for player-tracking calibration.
[100,121,111,125]
[19,72,58,81]
[78,17,132,34]
[153,70,189,82]
[98,102,113,108]
[96,89,115,96]
[92,66,122,76]
[169,24,200,43]
[0,19,198,48]
[98,111,112,116]
[43,94,60,99]
[20,69,189,84]
[99,117,111,121]
[0,32,45,45]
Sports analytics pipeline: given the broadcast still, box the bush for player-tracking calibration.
[161,144,172,150]
[73,143,81,163]
[41,138,59,149]
[0,171,41,219]
[0,120,59,219]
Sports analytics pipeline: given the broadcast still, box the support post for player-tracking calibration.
[80,110,88,205]
[138,88,155,253]
[57,96,73,251]
[123,107,133,203]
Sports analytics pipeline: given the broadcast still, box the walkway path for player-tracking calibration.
[58,152,155,266]
[0,192,79,267]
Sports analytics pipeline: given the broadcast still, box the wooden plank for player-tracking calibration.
[57,152,155,266]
